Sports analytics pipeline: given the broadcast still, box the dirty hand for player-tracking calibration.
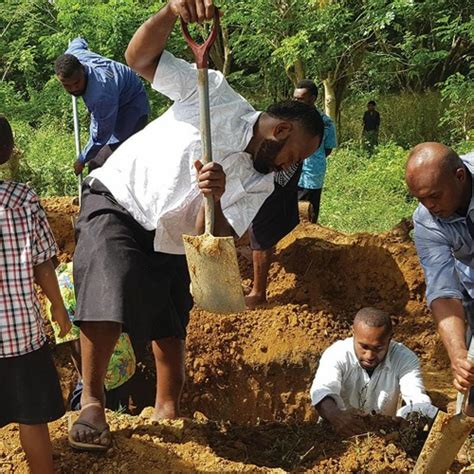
[74,159,85,176]
[195,160,226,201]
[51,303,72,338]
[328,410,367,438]
[451,350,474,392]
[169,0,216,23]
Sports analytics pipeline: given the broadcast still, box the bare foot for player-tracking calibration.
[150,407,181,421]
[69,402,111,449]
[245,293,267,309]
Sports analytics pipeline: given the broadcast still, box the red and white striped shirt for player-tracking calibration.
[0,181,58,358]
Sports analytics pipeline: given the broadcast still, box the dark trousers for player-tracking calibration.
[298,187,322,224]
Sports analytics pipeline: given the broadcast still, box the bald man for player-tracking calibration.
[406,143,474,409]
[310,308,436,438]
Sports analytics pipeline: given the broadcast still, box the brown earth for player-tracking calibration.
[1,198,473,473]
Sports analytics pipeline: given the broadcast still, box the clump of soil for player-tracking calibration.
[2,197,472,473]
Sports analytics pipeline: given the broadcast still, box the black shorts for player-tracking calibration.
[248,168,301,250]
[0,345,65,427]
[73,178,193,341]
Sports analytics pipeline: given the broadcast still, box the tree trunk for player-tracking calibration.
[210,23,232,76]
[323,76,337,121]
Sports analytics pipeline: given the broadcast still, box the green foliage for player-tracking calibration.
[319,143,417,233]
[13,120,80,196]
[439,70,474,143]
[339,91,445,148]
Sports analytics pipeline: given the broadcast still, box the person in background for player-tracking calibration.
[55,38,150,175]
[0,115,71,473]
[406,143,474,415]
[362,100,380,153]
[47,261,136,413]
[295,79,337,223]
[245,163,302,309]
[311,307,437,438]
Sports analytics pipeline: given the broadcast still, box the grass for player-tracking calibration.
[319,142,418,233]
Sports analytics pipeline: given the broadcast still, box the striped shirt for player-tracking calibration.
[0,181,58,358]
[274,163,300,187]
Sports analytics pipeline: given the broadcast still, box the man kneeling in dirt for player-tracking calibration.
[68,0,324,452]
[311,308,437,438]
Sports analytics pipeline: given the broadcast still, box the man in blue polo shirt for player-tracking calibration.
[55,38,150,175]
[406,142,474,412]
[294,80,337,223]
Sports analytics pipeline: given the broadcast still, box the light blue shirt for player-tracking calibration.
[66,38,150,163]
[298,111,337,190]
[413,152,474,306]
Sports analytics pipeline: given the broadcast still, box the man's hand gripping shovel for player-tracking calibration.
[181,11,246,314]
[413,338,474,473]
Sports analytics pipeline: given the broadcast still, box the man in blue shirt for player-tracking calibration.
[295,80,337,223]
[406,142,474,409]
[55,38,150,175]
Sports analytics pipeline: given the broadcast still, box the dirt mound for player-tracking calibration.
[2,197,472,472]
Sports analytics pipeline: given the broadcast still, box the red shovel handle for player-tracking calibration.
[180,9,220,69]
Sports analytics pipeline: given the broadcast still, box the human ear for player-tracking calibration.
[273,121,292,141]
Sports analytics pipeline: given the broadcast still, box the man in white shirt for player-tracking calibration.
[69,0,324,451]
[311,307,437,438]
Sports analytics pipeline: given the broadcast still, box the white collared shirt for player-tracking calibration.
[310,337,433,417]
[92,51,274,255]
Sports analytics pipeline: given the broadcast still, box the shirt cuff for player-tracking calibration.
[311,388,345,410]
[396,402,438,420]
[427,290,464,307]
[33,242,58,267]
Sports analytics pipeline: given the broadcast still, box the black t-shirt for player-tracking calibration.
[363,110,380,131]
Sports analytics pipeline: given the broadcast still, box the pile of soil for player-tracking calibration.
[2,197,472,473]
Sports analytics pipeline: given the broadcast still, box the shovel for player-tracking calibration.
[181,11,246,314]
[413,338,474,473]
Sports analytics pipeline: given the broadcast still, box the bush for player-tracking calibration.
[319,142,417,233]
[13,120,80,196]
[339,91,445,148]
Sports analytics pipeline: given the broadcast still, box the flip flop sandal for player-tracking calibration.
[68,415,111,452]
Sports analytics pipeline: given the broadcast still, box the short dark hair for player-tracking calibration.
[0,115,14,165]
[354,307,392,333]
[55,53,82,78]
[368,100,376,106]
[266,100,324,138]
[296,79,318,99]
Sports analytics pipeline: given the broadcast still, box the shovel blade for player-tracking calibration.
[413,410,474,474]
[183,233,245,314]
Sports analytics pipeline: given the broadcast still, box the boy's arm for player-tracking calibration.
[34,259,71,338]
[125,0,216,82]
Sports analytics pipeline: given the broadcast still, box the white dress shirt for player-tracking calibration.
[310,337,436,418]
[92,50,274,255]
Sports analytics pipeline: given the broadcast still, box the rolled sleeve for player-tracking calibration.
[31,196,58,266]
[152,51,198,103]
[221,175,274,238]
[413,214,464,306]
[310,345,346,410]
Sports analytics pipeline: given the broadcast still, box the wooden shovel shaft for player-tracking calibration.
[197,68,214,235]
[180,11,220,236]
